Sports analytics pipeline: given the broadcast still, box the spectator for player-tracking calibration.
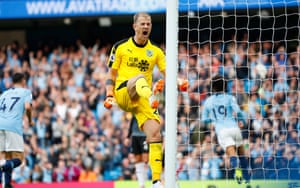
[120,158,135,180]
[176,152,188,180]
[12,164,31,183]
[209,152,224,179]
[41,160,53,183]
[251,155,264,179]
[52,159,67,182]
[1,35,298,184]
[34,112,48,149]
[200,153,210,180]
[79,158,97,182]
[63,158,81,182]
[31,164,43,183]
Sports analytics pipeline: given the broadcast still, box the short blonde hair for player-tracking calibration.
[133,12,151,23]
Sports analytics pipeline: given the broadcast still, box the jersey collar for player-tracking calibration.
[131,37,148,48]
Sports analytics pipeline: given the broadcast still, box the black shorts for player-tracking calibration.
[131,135,148,155]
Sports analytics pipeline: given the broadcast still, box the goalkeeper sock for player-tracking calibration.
[149,142,163,182]
[239,156,250,180]
[230,156,238,169]
[136,78,152,98]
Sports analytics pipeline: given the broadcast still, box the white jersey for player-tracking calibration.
[0,87,32,136]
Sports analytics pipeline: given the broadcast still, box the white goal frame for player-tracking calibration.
[165,1,179,188]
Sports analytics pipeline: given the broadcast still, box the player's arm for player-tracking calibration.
[236,111,246,128]
[106,44,118,98]
[105,68,117,97]
[24,91,33,126]
[104,44,119,109]
[25,102,33,126]
[201,101,212,124]
[104,68,117,109]
[153,47,166,92]
[231,96,246,127]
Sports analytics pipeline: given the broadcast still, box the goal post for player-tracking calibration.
[165,0,300,187]
[165,1,179,188]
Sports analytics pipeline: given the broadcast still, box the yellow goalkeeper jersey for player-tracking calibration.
[108,37,165,89]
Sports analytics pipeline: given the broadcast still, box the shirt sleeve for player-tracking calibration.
[24,89,32,103]
[231,96,246,124]
[108,45,121,69]
[201,99,211,124]
[230,96,241,113]
[156,48,166,72]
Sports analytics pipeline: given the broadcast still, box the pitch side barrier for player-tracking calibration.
[13,180,300,188]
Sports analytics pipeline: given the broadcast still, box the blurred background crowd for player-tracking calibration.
[0,36,299,184]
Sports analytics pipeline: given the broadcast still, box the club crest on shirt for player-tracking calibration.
[146,50,153,57]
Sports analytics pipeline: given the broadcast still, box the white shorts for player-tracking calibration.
[0,130,24,152]
[217,127,243,150]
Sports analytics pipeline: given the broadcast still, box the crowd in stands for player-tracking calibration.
[0,36,299,184]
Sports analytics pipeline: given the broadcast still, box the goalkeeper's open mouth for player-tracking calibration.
[142,31,149,36]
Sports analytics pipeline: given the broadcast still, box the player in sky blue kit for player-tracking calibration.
[201,75,250,184]
[0,72,33,188]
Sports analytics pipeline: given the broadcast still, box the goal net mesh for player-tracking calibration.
[175,0,300,185]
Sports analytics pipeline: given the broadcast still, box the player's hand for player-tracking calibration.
[153,79,165,94]
[177,78,189,92]
[238,120,246,128]
[151,98,160,109]
[104,96,116,109]
[29,121,34,126]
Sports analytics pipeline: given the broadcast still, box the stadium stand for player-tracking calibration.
[0,36,299,183]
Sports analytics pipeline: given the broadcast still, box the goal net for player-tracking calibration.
[174,0,300,187]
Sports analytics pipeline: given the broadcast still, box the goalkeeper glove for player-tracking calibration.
[104,96,116,109]
[177,78,189,92]
[150,98,160,109]
[153,79,165,94]
[151,79,165,109]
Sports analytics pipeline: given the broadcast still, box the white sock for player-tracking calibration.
[135,162,145,187]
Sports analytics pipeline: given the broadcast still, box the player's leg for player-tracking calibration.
[1,131,24,188]
[226,146,242,184]
[0,131,5,186]
[237,145,250,183]
[141,143,149,164]
[234,128,250,184]
[127,74,152,100]
[142,119,163,188]
[133,89,163,188]
[226,146,239,169]
[135,153,148,188]
[0,152,5,188]
[1,132,24,170]
[140,139,149,188]
[219,130,239,170]
[132,136,148,188]
[135,156,146,188]
[219,129,242,184]
[2,151,23,188]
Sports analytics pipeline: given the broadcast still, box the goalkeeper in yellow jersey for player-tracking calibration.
[104,12,166,188]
